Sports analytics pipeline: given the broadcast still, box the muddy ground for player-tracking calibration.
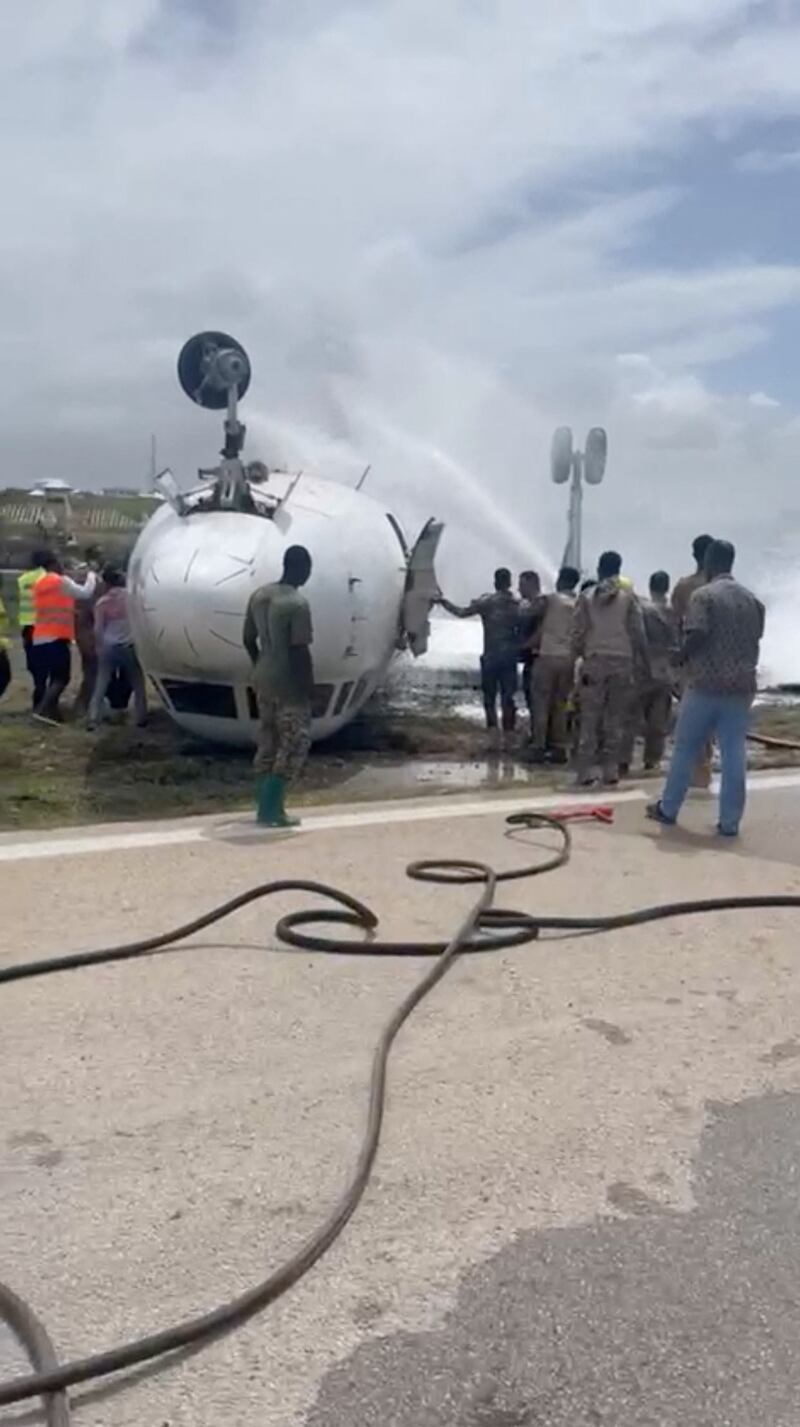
[1,646,798,830]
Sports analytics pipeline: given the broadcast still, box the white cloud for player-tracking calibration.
[1,0,800,611]
[736,148,800,172]
[749,391,781,407]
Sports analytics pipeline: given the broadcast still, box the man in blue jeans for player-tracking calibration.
[647,540,764,838]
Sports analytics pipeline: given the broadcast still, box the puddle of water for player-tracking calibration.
[322,756,554,800]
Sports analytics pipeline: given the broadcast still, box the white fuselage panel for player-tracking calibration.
[127,473,408,745]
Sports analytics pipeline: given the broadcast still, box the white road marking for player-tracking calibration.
[0,789,645,864]
[0,770,798,865]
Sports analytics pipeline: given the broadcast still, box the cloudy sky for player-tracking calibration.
[2,1,800,646]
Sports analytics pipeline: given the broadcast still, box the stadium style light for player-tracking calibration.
[550,425,607,573]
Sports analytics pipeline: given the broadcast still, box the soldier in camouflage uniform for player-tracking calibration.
[244,545,314,828]
[640,571,679,769]
[253,699,312,784]
[672,533,714,787]
[572,551,649,786]
[528,564,580,762]
[619,570,679,772]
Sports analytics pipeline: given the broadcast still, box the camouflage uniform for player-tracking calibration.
[531,656,574,754]
[254,695,312,781]
[577,658,634,780]
[620,596,678,770]
[640,596,678,767]
[572,579,648,782]
[672,569,712,786]
[245,579,314,786]
[529,591,577,756]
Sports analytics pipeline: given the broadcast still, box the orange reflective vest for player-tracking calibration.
[33,572,75,642]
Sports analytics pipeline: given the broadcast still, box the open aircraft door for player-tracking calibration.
[401,517,444,656]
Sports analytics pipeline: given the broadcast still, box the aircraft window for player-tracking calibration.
[332,681,354,716]
[350,675,369,708]
[312,683,335,718]
[161,680,238,719]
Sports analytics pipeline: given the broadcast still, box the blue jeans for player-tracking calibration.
[660,689,752,834]
[88,643,147,726]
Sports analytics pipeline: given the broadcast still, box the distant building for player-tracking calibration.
[28,478,74,496]
[0,485,162,571]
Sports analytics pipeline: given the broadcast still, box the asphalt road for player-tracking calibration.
[2,774,800,1425]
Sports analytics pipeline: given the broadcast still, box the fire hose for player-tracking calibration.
[3,810,800,1425]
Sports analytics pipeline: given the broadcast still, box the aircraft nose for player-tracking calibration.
[129,512,271,676]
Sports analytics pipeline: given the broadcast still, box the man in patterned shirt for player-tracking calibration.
[648,539,764,838]
[438,568,520,746]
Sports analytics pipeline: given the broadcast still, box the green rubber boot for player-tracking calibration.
[274,776,300,828]
[255,774,280,826]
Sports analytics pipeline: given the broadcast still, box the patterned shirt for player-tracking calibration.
[685,575,764,696]
[467,591,521,660]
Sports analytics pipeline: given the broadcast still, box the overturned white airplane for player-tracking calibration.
[128,332,442,745]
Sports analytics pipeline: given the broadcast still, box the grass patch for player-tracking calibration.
[0,663,483,831]
[0,711,254,828]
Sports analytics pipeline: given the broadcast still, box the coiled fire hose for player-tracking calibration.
[3,810,800,1425]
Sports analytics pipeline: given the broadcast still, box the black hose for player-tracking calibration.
[0,1282,70,1427]
[2,809,800,1424]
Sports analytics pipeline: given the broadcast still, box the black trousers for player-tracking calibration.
[31,640,71,715]
[108,666,132,710]
[21,626,46,708]
[480,654,517,732]
[0,649,10,700]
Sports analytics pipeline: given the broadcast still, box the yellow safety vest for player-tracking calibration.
[17,567,45,628]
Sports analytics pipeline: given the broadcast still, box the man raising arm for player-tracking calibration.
[31,554,97,723]
[438,567,520,746]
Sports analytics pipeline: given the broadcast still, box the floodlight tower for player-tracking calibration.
[176,330,253,510]
[550,426,607,574]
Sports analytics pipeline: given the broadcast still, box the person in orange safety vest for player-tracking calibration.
[32,553,97,723]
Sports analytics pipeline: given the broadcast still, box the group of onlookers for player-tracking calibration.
[0,548,147,728]
[438,532,765,837]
